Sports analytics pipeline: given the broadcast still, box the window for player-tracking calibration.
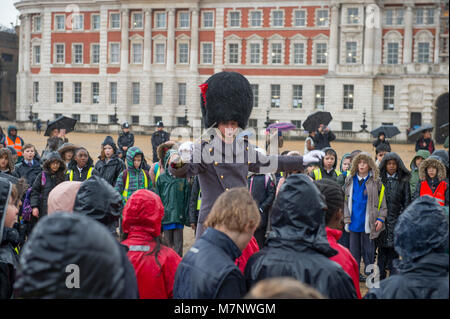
[383,85,395,110]
[202,11,214,28]
[132,116,140,125]
[315,85,325,109]
[110,82,117,104]
[316,9,329,26]
[387,42,399,64]
[347,8,360,24]
[110,43,120,63]
[132,43,143,64]
[292,120,302,129]
[316,43,327,64]
[272,10,284,27]
[248,119,258,128]
[33,45,41,65]
[155,83,163,105]
[178,43,189,64]
[110,13,120,29]
[293,43,305,64]
[416,8,434,25]
[90,114,98,123]
[55,15,65,31]
[56,82,64,103]
[250,43,261,64]
[33,82,39,103]
[156,12,166,29]
[417,42,430,63]
[343,85,354,109]
[109,115,117,124]
[132,12,143,29]
[201,43,213,64]
[91,44,100,64]
[179,12,190,28]
[72,14,84,30]
[73,44,83,64]
[154,116,162,125]
[55,113,63,119]
[1,54,12,62]
[178,83,186,105]
[271,85,280,108]
[177,117,186,126]
[228,43,239,64]
[385,8,404,26]
[251,84,258,107]
[229,11,240,27]
[342,122,353,131]
[271,43,282,64]
[55,44,65,64]
[345,42,357,64]
[132,82,140,105]
[155,43,165,64]
[33,16,41,32]
[293,85,303,108]
[73,82,82,104]
[294,10,306,27]
[92,82,99,104]
[92,14,100,30]
[250,11,262,27]
[72,114,80,121]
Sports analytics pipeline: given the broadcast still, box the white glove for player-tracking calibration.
[178,141,193,163]
[303,150,325,166]
[344,224,350,233]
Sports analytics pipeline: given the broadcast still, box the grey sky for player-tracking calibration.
[0,0,20,27]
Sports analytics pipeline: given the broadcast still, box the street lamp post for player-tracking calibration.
[360,110,368,132]
[264,109,270,128]
[184,106,189,127]
[28,103,33,122]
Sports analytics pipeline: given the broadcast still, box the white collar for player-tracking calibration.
[357,173,370,181]
[387,172,397,178]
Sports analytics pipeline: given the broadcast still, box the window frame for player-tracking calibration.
[293,9,307,27]
[251,84,259,108]
[54,43,65,64]
[315,85,325,109]
[346,7,360,25]
[178,11,190,29]
[73,82,82,104]
[132,42,143,64]
[33,81,39,103]
[132,82,140,105]
[91,43,100,65]
[228,10,241,28]
[91,82,100,104]
[72,14,84,31]
[292,85,303,109]
[33,45,41,65]
[155,12,167,29]
[55,81,64,103]
[345,41,358,64]
[154,40,166,64]
[202,11,214,29]
[178,83,187,106]
[343,84,354,110]
[383,85,395,110]
[109,82,117,105]
[91,14,101,31]
[271,10,285,28]
[33,15,42,32]
[110,12,121,30]
[316,9,329,27]
[201,42,213,64]
[55,14,66,31]
[72,43,83,65]
[109,42,120,64]
[177,41,189,64]
[271,84,281,108]
[249,10,263,28]
[155,82,163,105]
[132,12,143,29]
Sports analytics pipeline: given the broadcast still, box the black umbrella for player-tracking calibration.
[44,116,77,137]
[440,123,449,130]
[408,123,434,140]
[302,111,333,132]
[371,125,401,138]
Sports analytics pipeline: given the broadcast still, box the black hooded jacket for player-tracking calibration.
[376,152,411,248]
[365,196,449,299]
[13,213,139,298]
[66,156,99,182]
[30,152,66,218]
[0,177,20,299]
[95,155,126,187]
[244,174,357,299]
[309,147,340,181]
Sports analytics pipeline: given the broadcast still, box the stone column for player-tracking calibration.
[434,6,441,64]
[403,3,414,64]
[120,8,129,72]
[328,2,339,72]
[363,3,376,74]
[373,3,383,66]
[143,8,152,72]
[23,14,31,72]
[99,6,108,75]
[41,9,51,74]
[166,8,175,72]
[190,8,199,72]
[214,8,224,73]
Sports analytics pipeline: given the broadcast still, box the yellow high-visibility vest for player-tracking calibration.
[155,165,161,183]
[122,169,148,202]
[67,167,93,181]
[196,189,202,210]
[313,168,341,180]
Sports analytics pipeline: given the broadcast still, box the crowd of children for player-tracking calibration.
[0,71,448,300]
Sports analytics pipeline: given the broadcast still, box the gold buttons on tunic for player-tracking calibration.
[220,175,224,179]
[246,147,249,151]
[209,148,213,153]
[214,161,218,166]
[225,188,229,191]
[248,161,251,165]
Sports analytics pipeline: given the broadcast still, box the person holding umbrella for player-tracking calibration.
[373,132,391,150]
[415,129,435,154]
[315,124,336,150]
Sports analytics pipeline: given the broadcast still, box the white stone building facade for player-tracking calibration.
[15,0,449,141]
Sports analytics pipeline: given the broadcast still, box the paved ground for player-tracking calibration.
[17,129,446,298]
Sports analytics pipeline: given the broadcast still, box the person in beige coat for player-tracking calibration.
[343,152,387,281]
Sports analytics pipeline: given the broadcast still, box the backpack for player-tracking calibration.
[121,169,151,189]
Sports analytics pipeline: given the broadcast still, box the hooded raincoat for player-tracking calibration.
[413,157,448,206]
[409,150,431,195]
[66,154,99,182]
[244,174,357,299]
[365,196,449,299]
[309,147,341,182]
[122,189,182,299]
[47,181,82,214]
[13,213,139,298]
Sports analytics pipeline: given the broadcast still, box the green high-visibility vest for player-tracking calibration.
[122,169,148,203]
[67,167,93,181]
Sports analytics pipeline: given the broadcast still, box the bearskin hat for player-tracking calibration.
[199,71,253,129]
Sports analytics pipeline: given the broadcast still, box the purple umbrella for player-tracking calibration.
[266,122,297,132]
